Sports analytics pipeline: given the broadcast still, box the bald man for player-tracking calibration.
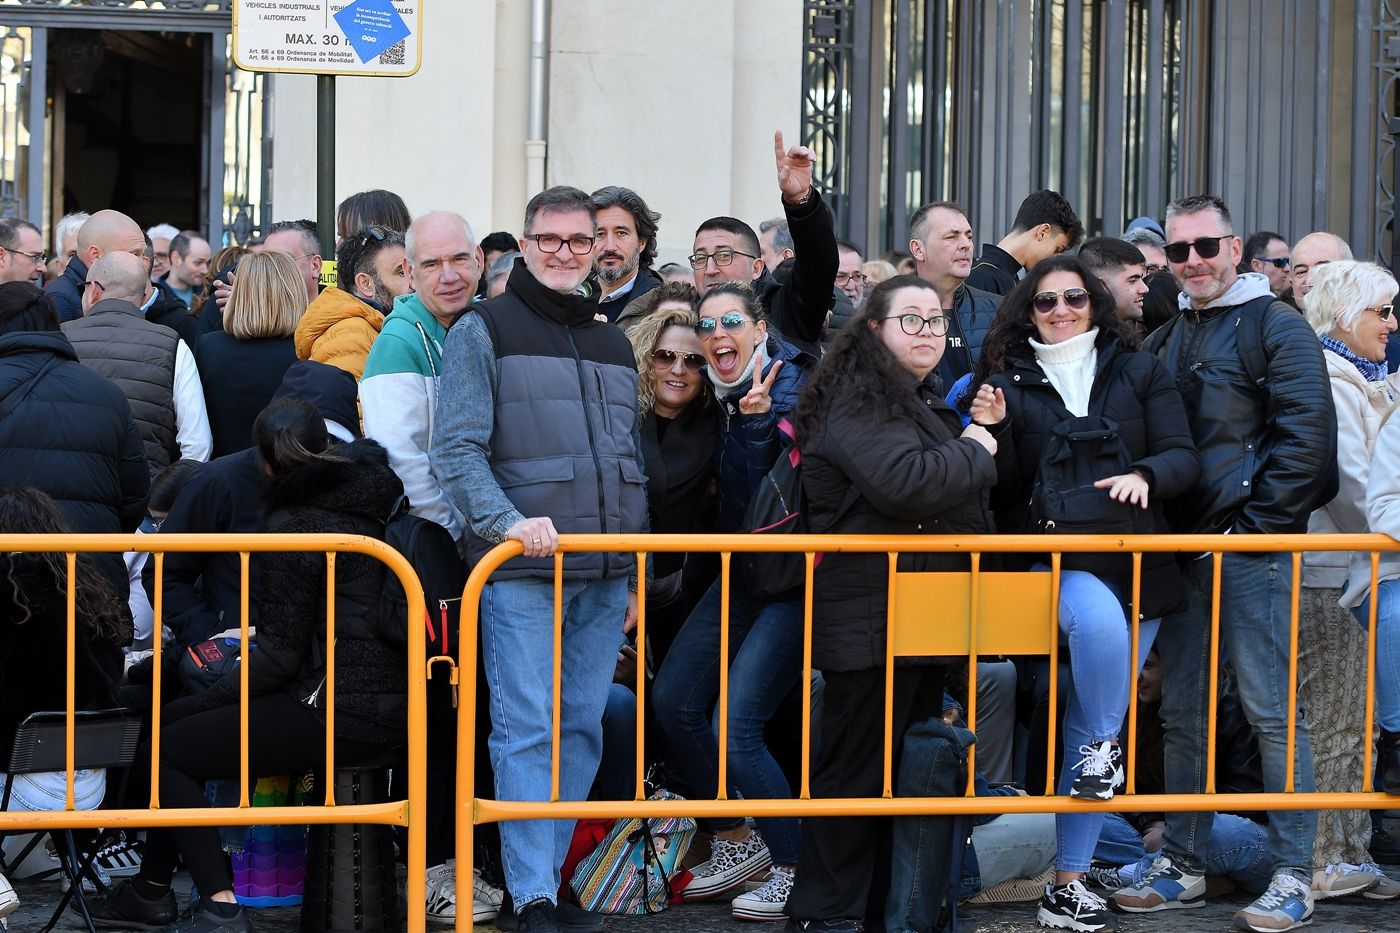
[1288,232,1352,312]
[62,251,211,472]
[45,209,146,323]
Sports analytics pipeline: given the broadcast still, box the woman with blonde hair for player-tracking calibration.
[1303,260,1400,898]
[625,295,717,664]
[194,250,305,456]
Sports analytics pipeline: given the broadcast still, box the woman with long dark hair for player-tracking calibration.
[967,254,1198,931]
[783,274,1001,931]
[92,399,406,932]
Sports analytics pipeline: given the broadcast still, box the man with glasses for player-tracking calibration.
[1240,231,1291,296]
[263,219,324,304]
[0,219,47,285]
[433,186,646,933]
[297,226,410,380]
[61,250,211,473]
[689,130,838,357]
[1116,195,1335,933]
[45,209,146,323]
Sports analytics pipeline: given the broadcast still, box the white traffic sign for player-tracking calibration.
[233,0,422,77]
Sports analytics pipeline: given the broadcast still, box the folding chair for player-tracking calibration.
[0,708,142,933]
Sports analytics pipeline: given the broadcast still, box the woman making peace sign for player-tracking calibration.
[653,281,818,920]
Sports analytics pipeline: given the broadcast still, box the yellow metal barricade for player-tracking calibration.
[0,533,428,933]
[454,532,1400,931]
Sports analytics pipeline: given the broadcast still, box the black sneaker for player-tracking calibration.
[785,921,863,933]
[1038,880,1117,931]
[1083,865,1125,892]
[88,879,179,929]
[1372,827,1400,866]
[516,900,560,933]
[1069,741,1124,801]
[160,902,252,932]
[496,897,602,933]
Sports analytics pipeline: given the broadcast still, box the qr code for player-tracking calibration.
[379,40,405,65]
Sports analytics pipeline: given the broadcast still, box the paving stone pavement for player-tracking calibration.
[7,878,1399,932]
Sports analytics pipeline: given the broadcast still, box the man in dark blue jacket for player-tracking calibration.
[44,210,146,324]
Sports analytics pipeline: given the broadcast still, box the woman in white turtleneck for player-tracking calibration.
[962,255,1200,930]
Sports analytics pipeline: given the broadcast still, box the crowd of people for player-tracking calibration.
[0,128,1393,933]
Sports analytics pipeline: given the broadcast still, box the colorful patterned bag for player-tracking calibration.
[569,790,695,914]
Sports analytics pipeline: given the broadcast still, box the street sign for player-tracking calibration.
[233,0,423,77]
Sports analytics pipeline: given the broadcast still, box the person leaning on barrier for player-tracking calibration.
[1295,261,1400,900]
[965,254,1199,931]
[650,281,816,920]
[92,399,407,933]
[430,185,646,933]
[781,274,1002,933]
[1113,195,1338,932]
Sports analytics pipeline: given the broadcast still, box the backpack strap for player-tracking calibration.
[1232,295,1281,391]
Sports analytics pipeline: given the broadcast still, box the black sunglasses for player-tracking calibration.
[1164,235,1232,264]
[694,311,751,338]
[1032,288,1090,314]
[651,348,706,372]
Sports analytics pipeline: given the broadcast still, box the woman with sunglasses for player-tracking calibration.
[966,254,1198,932]
[784,275,1001,931]
[625,291,717,665]
[1305,261,1400,898]
[652,281,817,920]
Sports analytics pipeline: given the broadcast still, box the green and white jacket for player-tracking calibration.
[359,292,465,541]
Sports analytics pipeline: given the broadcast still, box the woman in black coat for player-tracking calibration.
[965,254,1199,929]
[785,274,1003,929]
[92,399,406,932]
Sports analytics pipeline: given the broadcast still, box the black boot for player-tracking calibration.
[1380,730,1400,794]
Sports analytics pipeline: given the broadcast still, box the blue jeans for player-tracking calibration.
[969,812,1057,892]
[652,577,803,865]
[480,576,628,907]
[1352,581,1400,732]
[1099,813,1271,895]
[1157,552,1316,880]
[1031,567,1160,873]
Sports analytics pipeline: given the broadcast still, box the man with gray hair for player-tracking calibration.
[146,222,180,282]
[61,250,211,472]
[759,217,795,271]
[52,211,88,274]
[1115,194,1334,931]
[1122,226,1169,277]
[485,250,520,299]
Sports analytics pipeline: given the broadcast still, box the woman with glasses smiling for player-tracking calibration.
[965,254,1198,932]
[652,280,818,921]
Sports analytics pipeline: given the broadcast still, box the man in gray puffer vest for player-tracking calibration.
[62,251,211,473]
[432,186,645,933]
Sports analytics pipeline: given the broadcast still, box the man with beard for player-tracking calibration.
[296,226,412,380]
[591,185,661,322]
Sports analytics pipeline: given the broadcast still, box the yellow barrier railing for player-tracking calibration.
[454,532,1400,931]
[0,533,428,932]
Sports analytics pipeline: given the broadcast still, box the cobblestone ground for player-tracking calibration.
[8,853,1400,932]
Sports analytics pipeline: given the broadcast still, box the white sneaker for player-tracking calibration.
[424,860,503,924]
[731,864,793,921]
[1311,862,1377,899]
[683,829,773,902]
[0,871,18,920]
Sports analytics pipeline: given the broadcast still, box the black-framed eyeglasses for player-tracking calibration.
[1257,257,1290,270]
[524,233,597,255]
[694,311,751,338]
[886,313,950,336]
[835,271,869,288]
[85,279,105,292]
[688,249,757,271]
[651,348,706,372]
[1164,234,1232,264]
[4,246,46,265]
[1032,288,1090,314]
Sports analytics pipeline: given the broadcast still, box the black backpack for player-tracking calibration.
[1029,353,1152,536]
[740,418,856,601]
[375,499,467,658]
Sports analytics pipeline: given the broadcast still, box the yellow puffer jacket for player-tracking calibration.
[294,287,385,380]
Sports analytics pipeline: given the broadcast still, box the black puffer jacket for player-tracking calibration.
[935,284,1002,389]
[0,331,148,534]
[145,279,199,350]
[202,440,407,745]
[799,378,1001,671]
[1145,290,1336,534]
[985,341,1199,616]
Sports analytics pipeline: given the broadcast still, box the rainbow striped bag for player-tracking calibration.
[569,790,695,914]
